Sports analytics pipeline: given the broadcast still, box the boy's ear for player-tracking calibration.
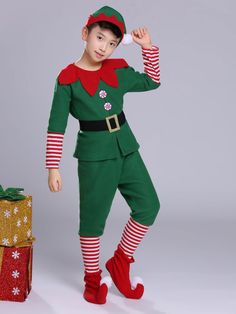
[81,26,88,41]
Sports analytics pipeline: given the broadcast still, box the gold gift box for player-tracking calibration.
[0,195,32,247]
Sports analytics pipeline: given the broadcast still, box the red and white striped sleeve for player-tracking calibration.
[45,131,64,169]
[141,45,160,84]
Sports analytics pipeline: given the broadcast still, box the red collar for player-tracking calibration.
[58,58,128,96]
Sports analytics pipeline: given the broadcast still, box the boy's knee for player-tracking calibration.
[131,195,161,226]
[79,220,106,237]
[78,229,104,237]
[146,195,161,225]
[148,198,161,225]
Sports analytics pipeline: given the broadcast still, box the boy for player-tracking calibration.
[45,5,161,304]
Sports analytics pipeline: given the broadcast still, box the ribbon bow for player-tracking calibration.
[0,185,26,201]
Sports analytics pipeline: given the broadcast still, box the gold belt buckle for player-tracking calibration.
[105,114,120,133]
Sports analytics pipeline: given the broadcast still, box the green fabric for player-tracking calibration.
[92,5,127,33]
[0,185,26,201]
[47,65,160,161]
[78,148,160,236]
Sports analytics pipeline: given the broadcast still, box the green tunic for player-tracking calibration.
[47,60,160,161]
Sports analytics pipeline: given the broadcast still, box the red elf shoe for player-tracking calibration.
[105,244,144,299]
[83,269,112,304]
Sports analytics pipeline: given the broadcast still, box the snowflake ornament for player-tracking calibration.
[12,250,20,259]
[13,207,18,214]
[12,287,20,295]
[12,270,20,279]
[4,210,11,218]
[16,219,21,227]
[2,238,9,245]
[13,234,18,243]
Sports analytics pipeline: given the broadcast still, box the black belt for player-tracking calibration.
[79,111,126,132]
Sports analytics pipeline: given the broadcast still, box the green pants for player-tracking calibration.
[77,146,160,236]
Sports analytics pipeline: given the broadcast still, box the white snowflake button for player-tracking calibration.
[99,90,107,98]
[104,102,112,111]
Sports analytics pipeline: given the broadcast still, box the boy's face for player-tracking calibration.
[82,25,120,62]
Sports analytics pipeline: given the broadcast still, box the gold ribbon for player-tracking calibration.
[14,236,36,248]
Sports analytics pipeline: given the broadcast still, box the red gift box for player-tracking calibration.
[0,238,34,302]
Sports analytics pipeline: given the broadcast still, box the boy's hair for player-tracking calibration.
[87,21,123,45]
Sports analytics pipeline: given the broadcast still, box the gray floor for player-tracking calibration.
[0,216,235,314]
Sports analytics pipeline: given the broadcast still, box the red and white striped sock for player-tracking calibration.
[80,236,100,273]
[119,217,149,259]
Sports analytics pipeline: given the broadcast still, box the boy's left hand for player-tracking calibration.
[131,27,152,49]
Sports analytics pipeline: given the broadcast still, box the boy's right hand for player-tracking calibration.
[48,169,62,192]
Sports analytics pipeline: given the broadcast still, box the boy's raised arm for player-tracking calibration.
[123,27,161,93]
[141,45,160,84]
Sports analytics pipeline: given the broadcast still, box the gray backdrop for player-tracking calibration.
[0,1,235,313]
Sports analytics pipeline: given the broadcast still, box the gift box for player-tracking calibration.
[0,238,35,302]
[0,185,32,246]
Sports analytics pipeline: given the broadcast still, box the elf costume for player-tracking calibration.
[45,6,161,304]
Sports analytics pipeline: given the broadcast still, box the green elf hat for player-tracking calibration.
[85,5,127,40]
